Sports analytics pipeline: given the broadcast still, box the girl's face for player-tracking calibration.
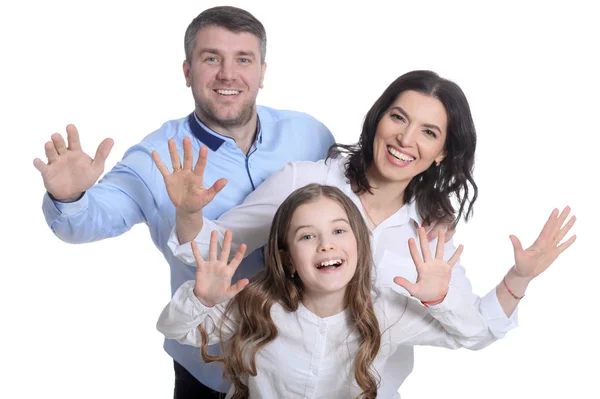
[286,197,358,298]
[371,90,448,185]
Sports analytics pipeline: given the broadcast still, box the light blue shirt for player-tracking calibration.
[42,106,335,392]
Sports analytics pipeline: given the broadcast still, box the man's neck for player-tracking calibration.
[196,111,259,155]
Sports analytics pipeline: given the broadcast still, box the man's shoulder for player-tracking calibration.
[139,114,191,145]
[119,114,191,159]
[257,105,327,129]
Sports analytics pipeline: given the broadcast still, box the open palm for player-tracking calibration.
[152,137,227,213]
[511,206,577,279]
[33,124,114,200]
[191,230,249,307]
[394,227,463,303]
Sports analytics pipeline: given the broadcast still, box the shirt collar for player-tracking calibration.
[404,199,423,226]
[256,115,263,144]
[188,112,263,152]
[296,302,351,326]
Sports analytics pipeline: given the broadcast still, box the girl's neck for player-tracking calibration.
[301,289,347,318]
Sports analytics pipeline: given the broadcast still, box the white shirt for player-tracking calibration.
[167,157,518,396]
[158,281,492,399]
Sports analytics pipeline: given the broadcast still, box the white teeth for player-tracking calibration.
[318,259,342,268]
[388,147,415,162]
[216,89,240,95]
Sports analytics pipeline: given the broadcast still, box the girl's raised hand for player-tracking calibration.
[394,227,463,303]
[191,230,249,307]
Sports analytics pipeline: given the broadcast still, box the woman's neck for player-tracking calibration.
[301,289,347,318]
[357,166,409,226]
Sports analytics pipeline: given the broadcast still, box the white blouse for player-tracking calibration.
[158,281,491,399]
[167,157,518,396]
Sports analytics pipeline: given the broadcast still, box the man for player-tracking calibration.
[34,6,334,398]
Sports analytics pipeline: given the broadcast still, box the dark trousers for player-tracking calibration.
[173,361,224,399]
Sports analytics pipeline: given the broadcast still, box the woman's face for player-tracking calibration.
[371,90,448,186]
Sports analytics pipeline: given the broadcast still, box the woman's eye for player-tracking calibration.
[423,129,437,138]
[391,114,406,122]
[333,229,345,234]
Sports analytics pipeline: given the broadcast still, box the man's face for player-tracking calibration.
[183,25,266,131]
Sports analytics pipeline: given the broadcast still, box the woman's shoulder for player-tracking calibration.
[278,156,347,181]
[291,155,345,169]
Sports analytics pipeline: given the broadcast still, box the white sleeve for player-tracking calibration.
[156,281,238,346]
[378,286,493,350]
[168,161,329,265]
[443,238,518,342]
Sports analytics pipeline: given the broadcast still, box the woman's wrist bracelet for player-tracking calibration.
[503,276,525,300]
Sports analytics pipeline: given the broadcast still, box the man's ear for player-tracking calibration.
[259,62,267,89]
[183,60,192,87]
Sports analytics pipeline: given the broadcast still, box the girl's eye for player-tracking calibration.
[301,234,314,240]
[333,229,345,235]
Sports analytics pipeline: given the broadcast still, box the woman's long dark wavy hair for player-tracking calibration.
[328,70,478,227]
[199,184,381,398]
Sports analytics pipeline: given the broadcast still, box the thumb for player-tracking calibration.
[509,234,523,256]
[393,276,418,296]
[205,178,228,201]
[227,278,249,299]
[93,138,115,167]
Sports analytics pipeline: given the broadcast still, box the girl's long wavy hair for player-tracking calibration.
[198,184,381,398]
[328,70,479,227]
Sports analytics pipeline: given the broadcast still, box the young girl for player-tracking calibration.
[157,184,493,399]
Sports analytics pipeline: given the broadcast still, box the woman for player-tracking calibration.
[153,70,576,395]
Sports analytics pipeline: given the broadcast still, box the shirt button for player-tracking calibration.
[312,367,319,376]
[319,328,326,335]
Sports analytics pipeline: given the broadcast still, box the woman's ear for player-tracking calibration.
[434,150,447,166]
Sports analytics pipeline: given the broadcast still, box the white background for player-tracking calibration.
[1,0,598,398]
